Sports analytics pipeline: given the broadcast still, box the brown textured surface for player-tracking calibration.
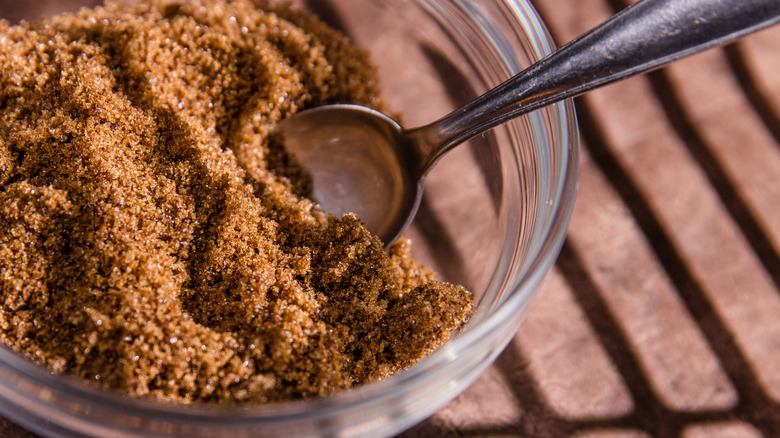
[0,0,472,405]
[3,0,780,436]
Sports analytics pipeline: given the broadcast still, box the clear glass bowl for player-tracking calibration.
[0,0,579,436]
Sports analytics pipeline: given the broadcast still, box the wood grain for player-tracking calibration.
[2,0,779,437]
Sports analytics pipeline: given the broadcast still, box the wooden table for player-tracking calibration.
[2,0,780,437]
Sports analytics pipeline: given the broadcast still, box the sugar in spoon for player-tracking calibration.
[276,0,780,246]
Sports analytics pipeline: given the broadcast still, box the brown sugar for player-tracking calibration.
[0,0,473,403]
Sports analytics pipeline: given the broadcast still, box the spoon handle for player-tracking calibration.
[410,0,780,171]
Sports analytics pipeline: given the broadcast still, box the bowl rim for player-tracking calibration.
[0,0,580,435]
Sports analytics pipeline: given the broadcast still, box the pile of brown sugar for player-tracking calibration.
[0,0,473,403]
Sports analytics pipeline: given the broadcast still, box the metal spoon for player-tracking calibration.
[276,0,780,245]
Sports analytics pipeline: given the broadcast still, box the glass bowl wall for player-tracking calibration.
[0,1,579,437]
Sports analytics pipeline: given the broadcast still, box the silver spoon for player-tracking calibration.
[276,0,780,245]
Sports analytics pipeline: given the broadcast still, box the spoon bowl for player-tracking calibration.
[276,105,420,244]
[276,0,780,245]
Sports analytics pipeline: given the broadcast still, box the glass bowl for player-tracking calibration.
[0,0,579,436]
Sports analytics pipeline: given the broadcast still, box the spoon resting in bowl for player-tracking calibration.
[276,0,780,246]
